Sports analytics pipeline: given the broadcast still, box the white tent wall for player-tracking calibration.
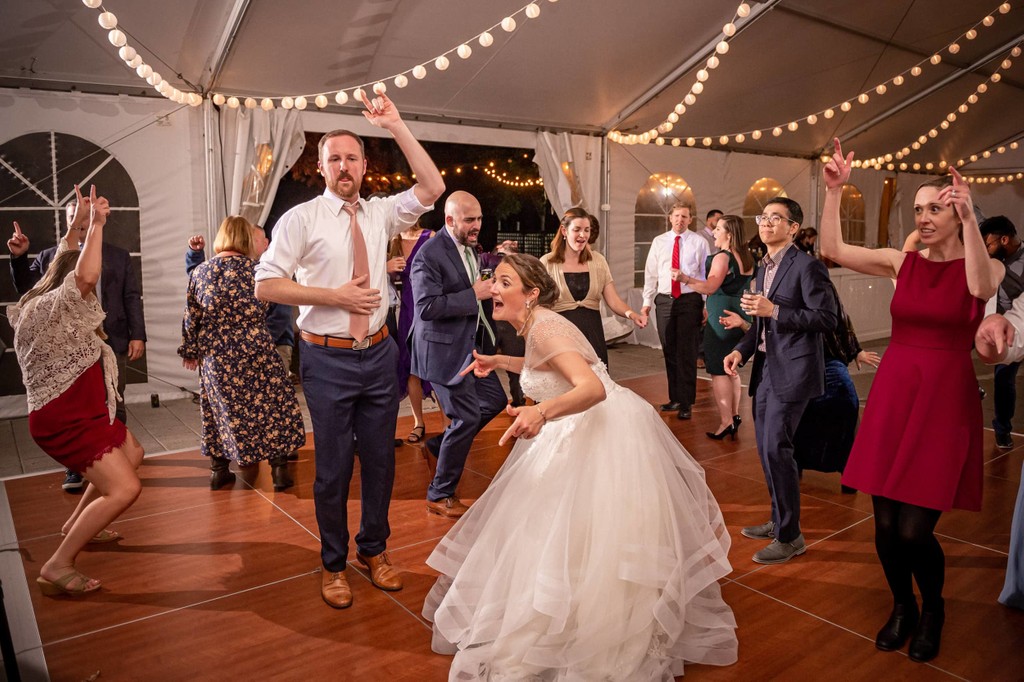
[0,89,207,418]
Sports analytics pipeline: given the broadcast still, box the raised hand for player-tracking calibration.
[359,91,401,131]
[7,221,29,257]
[88,185,110,229]
[68,184,91,231]
[939,166,974,224]
[823,137,854,190]
[188,234,206,251]
[473,278,493,300]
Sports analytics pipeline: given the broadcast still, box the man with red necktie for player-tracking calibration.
[641,202,710,420]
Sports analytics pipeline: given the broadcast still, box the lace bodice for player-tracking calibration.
[519,310,615,402]
[9,269,119,421]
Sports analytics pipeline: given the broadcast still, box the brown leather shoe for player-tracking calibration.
[321,568,352,609]
[356,551,403,591]
[426,496,469,519]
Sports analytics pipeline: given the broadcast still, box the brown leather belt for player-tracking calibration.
[300,326,389,350]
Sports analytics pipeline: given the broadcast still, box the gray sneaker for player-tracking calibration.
[752,535,806,565]
[741,520,775,540]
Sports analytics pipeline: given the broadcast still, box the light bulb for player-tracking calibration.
[949,43,960,54]
[930,54,941,65]
[735,133,745,143]
[457,44,472,59]
[706,55,720,69]
[413,65,427,79]
[857,93,869,104]
[394,74,408,88]
[696,69,708,82]
[978,83,988,93]
[683,94,696,105]
[787,121,798,131]
[893,75,904,86]
[674,103,686,115]
[82,0,102,7]
[98,11,117,29]
[672,138,681,147]
[479,31,493,47]
[118,46,137,62]
[353,88,366,103]
[227,96,240,109]
[334,91,348,105]
[772,127,782,137]
[1000,3,1011,13]
[146,71,161,86]
[991,73,1002,82]
[127,55,142,68]
[525,3,540,18]
[108,29,126,47]
[213,93,226,106]
[719,135,729,145]
[501,17,516,32]
[840,101,852,111]
[966,29,977,40]
[928,129,938,138]
[875,84,887,95]
[737,3,751,17]
[823,108,835,119]
[244,97,257,109]
[313,94,327,109]
[703,137,713,146]
[715,40,729,54]
[911,66,922,76]
[667,112,679,123]
[686,137,696,146]
[723,23,736,36]
[435,55,450,71]
[751,130,762,140]
[940,121,950,129]
[261,98,274,111]
[295,96,307,110]
[807,114,818,124]
[691,82,704,94]
[373,82,386,95]
[136,64,152,79]
[983,15,994,26]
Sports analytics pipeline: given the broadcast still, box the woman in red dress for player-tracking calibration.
[819,139,1002,662]
[9,186,145,596]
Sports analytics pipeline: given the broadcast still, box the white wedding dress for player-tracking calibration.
[423,311,737,681]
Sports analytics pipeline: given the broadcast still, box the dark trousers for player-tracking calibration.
[655,292,702,407]
[993,361,1021,436]
[753,356,809,543]
[301,338,398,572]
[428,370,506,502]
[115,352,128,425]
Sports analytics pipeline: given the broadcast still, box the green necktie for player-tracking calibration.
[464,246,496,346]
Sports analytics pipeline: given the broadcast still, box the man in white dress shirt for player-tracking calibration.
[255,94,444,610]
[640,202,710,420]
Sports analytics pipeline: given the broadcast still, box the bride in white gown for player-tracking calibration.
[423,253,737,680]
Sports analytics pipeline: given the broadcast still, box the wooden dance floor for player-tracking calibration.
[3,374,1022,681]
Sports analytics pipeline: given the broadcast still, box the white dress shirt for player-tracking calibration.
[1001,295,1024,364]
[445,227,476,282]
[255,187,431,336]
[642,229,710,309]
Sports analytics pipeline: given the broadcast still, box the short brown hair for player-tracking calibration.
[213,216,254,256]
[318,130,365,160]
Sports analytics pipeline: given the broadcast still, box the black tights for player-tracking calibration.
[872,495,945,612]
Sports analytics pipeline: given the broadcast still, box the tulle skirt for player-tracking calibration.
[423,383,737,680]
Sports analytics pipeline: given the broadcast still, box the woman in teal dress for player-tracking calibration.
[675,215,753,439]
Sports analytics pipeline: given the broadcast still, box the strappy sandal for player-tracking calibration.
[61,528,122,544]
[37,569,101,596]
[407,425,426,443]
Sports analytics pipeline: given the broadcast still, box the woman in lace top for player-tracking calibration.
[423,253,736,680]
[540,208,646,366]
[9,186,144,597]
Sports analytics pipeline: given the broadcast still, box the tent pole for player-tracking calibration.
[203,100,219,237]
[600,135,610,252]
[203,0,253,92]
[602,0,781,132]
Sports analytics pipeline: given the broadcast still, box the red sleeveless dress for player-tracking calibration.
[842,251,985,511]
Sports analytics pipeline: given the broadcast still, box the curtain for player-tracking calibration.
[217,107,305,229]
[533,132,602,216]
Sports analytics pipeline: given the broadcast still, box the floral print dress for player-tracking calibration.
[178,255,305,465]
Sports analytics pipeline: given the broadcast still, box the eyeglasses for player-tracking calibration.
[755,213,796,227]
[985,237,1002,249]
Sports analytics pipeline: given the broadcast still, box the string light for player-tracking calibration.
[611,1,1012,148]
[82,0,201,106]
[208,0,561,108]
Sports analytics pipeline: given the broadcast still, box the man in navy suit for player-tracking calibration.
[9,202,147,491]
[724,197,836,564]
[410,191,507,519]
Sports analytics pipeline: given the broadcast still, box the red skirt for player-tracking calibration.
[28,361,127,474]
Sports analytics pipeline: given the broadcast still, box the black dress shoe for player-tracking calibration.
[677,407,692,420]
[875,601,919,652]
[660,402,682,412]
[908,608,944,662]
[706,424,736,440]
[732,414,742,428]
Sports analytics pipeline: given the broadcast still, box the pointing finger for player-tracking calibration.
[13,221,22,236]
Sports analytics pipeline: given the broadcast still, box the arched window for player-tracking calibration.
[0,132,144,397]
[743,177,789,239]
[840,183,866,246]
[633,173,695,287]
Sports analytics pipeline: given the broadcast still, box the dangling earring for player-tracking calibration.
[518,299,536,336]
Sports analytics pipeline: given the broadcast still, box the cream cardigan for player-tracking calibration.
[540,251,613,313]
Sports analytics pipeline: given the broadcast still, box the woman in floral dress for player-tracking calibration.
[179,216,305,490]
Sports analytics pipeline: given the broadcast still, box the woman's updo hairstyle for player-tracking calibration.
[503,252,559,307]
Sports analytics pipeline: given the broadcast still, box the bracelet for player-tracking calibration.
[535,403,547,423]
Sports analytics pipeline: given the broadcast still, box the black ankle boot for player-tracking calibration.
[875,601,919,651]
[908,607,945,662]
[271,457,293,492]
[210,457,235,490]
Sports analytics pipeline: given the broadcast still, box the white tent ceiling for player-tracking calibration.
[2,0,1023,173]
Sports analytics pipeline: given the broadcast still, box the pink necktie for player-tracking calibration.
[343,203,370,342]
